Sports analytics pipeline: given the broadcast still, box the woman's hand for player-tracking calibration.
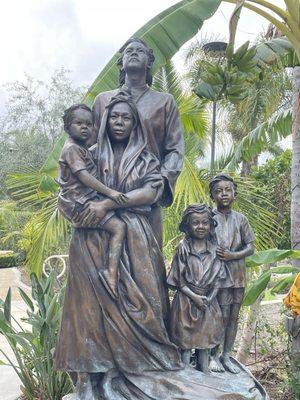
[83,201,109,225]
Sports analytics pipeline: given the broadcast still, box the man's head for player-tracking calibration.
[117,38,155,86]
[63,104,94,144]
[209,174,237,209]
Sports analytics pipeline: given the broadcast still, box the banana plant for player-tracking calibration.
[243,249,300,306]
[194,41,260,104]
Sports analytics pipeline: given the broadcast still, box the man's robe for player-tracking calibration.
[93,85,184,247]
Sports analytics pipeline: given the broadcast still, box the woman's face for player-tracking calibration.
[107,102,134,143]
[187,212,211,240]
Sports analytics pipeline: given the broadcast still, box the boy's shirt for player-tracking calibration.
[58,137,98,208]
[213,209,255,288]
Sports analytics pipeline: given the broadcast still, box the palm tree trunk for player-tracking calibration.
[291,67,300,267]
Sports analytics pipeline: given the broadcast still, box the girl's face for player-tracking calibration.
[108,102,134,143]
[188,212,211,240]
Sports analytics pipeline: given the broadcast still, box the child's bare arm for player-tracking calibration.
[217,243,254,261]
[76,170,127,205]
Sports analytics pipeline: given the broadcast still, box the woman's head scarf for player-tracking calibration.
[95,90,147,191]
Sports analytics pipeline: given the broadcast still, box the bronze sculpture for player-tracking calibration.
[167,204,231,374]
[55,40,267,399]
[209,174,255,374]
[93,38,184,249]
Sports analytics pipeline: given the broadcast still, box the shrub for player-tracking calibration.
[0,250,18,268]
[0,272,73,399]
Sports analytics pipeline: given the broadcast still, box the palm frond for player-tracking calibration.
[24,198,69,276]
[224,108,292,170]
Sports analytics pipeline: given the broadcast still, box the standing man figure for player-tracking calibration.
[93,37,184,248]
[209,174,255,374]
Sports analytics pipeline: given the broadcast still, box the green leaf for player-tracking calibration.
[269,265,300,275]
[4,288,11,324]
[18,288,34,312]
[271,274,296,294]
[30,273,46,317]
[45,295,58,325]
[246,249,300,268]
[225,108,292,170]
[243,270,271,306]
[255,36,300,68]
[194,82,223,101]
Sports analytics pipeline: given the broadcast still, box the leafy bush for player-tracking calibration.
[251,150,291,249]
[0,272,73,399]
[0,250,18,268]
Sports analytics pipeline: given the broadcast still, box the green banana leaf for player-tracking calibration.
[255,36,300,68]
[246,248,300,268]
[243,248,300,306]
[41,0,222,175]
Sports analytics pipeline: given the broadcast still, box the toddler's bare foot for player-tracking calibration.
[99,270,118,299]
[220,355,240,374]
[209,355,225,372]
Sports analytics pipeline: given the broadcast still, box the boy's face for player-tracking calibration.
[68,109,93,143]
[188,212,210,240]
[212,180,235,208]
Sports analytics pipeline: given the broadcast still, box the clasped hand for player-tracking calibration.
[193,295,208,310]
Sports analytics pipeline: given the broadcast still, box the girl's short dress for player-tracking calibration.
[167,239,232,350]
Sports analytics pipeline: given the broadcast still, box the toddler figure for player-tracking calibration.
[58,104,127,298]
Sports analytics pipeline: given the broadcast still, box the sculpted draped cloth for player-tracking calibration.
[93,85,184,247]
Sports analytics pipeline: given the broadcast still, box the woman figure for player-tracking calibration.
[55,91,182,398]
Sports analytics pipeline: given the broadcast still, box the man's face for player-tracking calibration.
[212,180,235,208]
[188,212,211,240]
[68,109,93,143]
[108,102,134,143]
[122,41,149,73]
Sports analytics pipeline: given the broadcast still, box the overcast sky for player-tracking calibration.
[0,0,284,112]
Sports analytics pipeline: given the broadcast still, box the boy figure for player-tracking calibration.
[209,174,255,374]
[58,103,127,300]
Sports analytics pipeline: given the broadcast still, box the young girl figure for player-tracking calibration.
[167,204,231,374]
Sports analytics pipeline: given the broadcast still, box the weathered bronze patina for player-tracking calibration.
[55,40,267,400]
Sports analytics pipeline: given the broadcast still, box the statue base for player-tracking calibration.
[62,358,268,400]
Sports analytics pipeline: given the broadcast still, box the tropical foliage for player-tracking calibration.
[0,272,73,399]
[244,248,300,306]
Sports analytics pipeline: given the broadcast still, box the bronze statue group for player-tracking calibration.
[55,38,259,400]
